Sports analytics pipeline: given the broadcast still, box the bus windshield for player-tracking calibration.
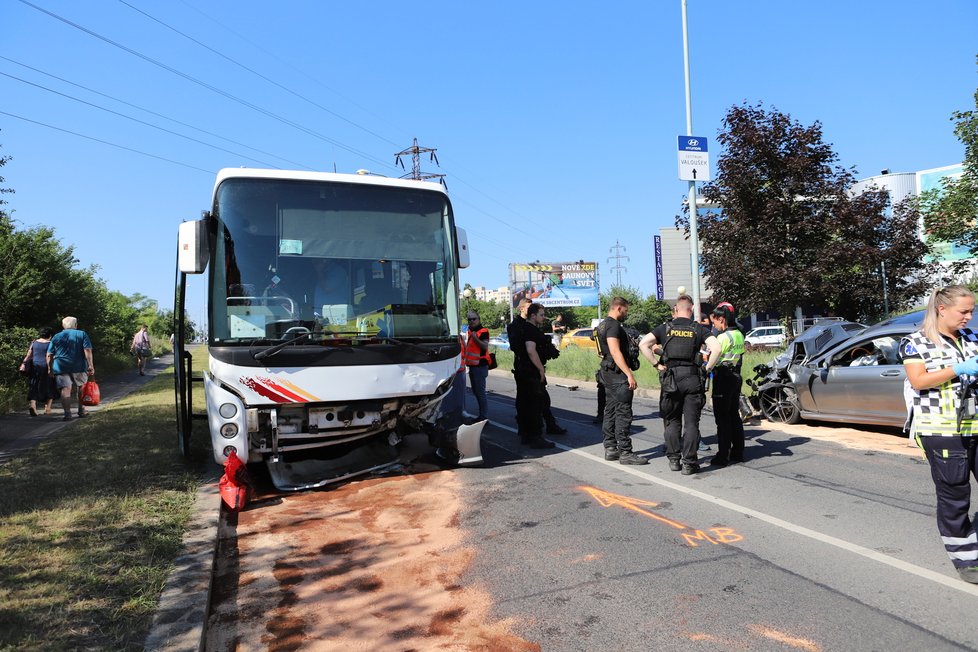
[209,178,460,344]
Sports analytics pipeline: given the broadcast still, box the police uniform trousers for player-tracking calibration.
[711,366,745,463]
[659,366,706,465]
[920,435,978,569]
[601,365,635,453]
[542,386,559,430]
[514,369,545,440]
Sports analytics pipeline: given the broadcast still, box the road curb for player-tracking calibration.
[144,480,221,652]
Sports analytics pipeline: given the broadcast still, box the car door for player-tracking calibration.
[807,335,907,424]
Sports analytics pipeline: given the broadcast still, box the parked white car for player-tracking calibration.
[745,325,786,348]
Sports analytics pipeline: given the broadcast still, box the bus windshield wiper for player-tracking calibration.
[253,331,314,361]
[366,335,438,358]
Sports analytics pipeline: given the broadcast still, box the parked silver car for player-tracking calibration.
[749,314,951,428]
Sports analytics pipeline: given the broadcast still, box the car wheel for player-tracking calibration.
[758,384,801,424]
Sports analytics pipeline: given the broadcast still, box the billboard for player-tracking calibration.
[508,262,599,308]
[918,164,969,263]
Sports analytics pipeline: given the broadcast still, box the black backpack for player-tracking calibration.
[623,326,642,371]
[597,319,641,371]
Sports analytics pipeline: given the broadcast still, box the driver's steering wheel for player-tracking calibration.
[849,347,871,360]
[285,326,310,337]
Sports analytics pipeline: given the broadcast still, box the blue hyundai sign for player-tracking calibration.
[679,136,708,152]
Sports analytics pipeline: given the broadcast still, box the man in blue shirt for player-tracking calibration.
[47,316,95,421]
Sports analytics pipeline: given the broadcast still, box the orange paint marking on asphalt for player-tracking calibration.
[747,624,821,651]
[579,486,745,548]
[579,486,690,530]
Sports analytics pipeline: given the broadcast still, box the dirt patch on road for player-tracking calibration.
[207,469,538,651]
[751,419,920,458]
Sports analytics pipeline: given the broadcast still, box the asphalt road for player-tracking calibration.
[206,372,978,651]
[459,374,978,651]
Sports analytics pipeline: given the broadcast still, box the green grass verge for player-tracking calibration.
[493,345,781,394]
[0,364,212,651]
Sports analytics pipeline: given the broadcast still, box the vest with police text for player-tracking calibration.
[661,319,700,368]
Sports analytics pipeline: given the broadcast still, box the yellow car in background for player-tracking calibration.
[559,328,598,351]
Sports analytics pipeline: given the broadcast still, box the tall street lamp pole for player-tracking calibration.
[681,0,702,320]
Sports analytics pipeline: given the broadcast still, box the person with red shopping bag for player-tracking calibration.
[46,316,95,421]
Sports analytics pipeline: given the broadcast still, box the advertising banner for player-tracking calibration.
[654,235,664,301]
[918,164,969,263]
[509,262,599,308]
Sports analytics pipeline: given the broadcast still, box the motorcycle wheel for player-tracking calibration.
[758,384,801,424]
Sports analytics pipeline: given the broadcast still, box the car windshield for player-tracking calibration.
[209,178,460,344]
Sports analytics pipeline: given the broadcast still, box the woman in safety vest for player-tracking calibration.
[464,311,491,420]
[902,285,978,583]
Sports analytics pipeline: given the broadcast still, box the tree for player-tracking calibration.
[460,295,509,331]
[819,194,934,319]
[598,285,671,333]
[677,102,933,329]
[920,56,978,257]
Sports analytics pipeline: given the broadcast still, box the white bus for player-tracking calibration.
[174,168,484,490]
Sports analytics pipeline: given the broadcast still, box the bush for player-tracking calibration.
[0,326,37,412]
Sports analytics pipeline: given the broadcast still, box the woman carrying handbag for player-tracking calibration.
[21,326,58,416]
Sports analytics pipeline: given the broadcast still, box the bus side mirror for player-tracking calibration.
[178,220,209,274]
[456,227,471,269]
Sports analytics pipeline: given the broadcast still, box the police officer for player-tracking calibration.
[640,295,720,475]
[903,285,978,583]
[596,297,648,465]
[508,298,566,435]
[511,302,556,449]
[708,305,746,466]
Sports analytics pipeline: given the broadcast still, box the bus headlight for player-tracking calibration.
[220,423,238,438]
[219,403,238,418]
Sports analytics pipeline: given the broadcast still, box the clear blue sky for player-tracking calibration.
[2,0,976,327]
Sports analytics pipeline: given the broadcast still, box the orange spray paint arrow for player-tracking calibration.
[579,486,691,531]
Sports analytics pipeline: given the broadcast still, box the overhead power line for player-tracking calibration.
[14,0,573,259]
[0,110,214,174]
[1,55,313,170]
[173,0,403,141]
[117,0,398,148]
[17,0,396,172]
[0,70,283,168]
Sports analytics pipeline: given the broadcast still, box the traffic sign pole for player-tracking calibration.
[680,0,701,321]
